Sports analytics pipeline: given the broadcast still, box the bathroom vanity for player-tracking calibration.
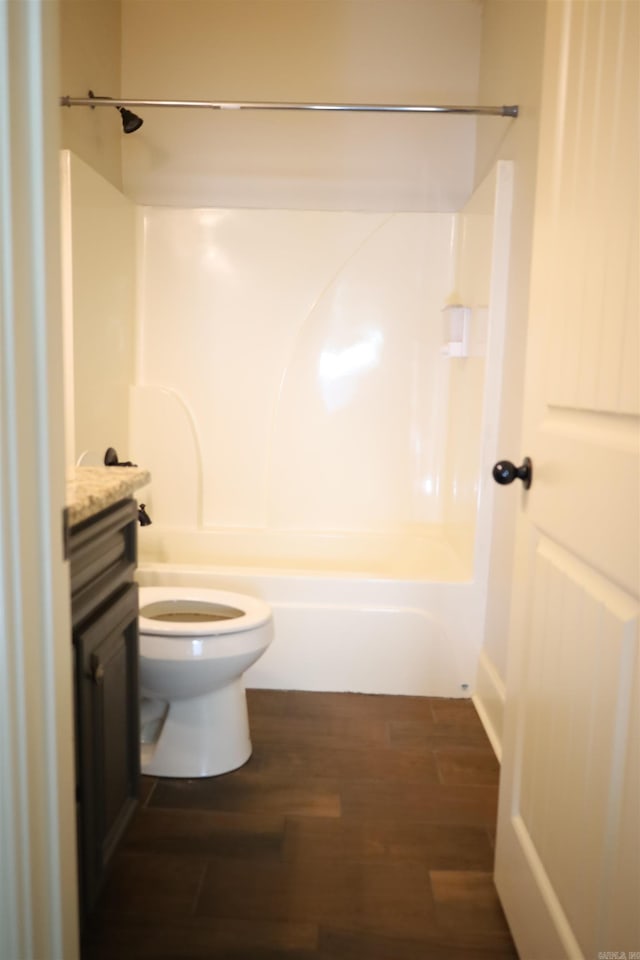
[66,466,150,920]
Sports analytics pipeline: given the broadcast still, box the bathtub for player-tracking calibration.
[136,525,484,698]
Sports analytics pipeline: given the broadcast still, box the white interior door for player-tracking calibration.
[494,2,639,958]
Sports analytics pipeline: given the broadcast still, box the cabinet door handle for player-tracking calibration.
[90,659,105,685]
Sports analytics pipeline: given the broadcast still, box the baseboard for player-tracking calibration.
[472,649,506,762]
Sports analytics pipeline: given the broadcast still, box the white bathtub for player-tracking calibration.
[136,525,484,698]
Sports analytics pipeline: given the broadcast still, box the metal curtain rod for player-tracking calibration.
[59,95,519,118]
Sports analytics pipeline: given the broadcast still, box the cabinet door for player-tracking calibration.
[75,583,140,916]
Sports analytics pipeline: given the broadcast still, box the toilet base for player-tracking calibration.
[141,678,252,778]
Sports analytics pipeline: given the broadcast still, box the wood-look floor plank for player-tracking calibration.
[430,870,517,951]
[95,851,208,918]
[388,718,491,751]
[318,925,518,960]
[246,688,290,716]
[434,745,501,785]
[150,772,342,818]
[249,739,440,783]
[123,806,285,860]
[283,690,438,721]
[249,711,391,749]
[283,816,496,870]
[195,856,436,941]
[82,691,518,960]
[340,779,500,826]
[84,914,318,960]
[430,698,488,727]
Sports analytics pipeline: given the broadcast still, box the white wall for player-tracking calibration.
[472,0,546,757]
[60,152,136,465]
[120,0,483,210]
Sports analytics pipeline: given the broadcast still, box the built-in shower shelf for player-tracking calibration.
[441,303,471,357]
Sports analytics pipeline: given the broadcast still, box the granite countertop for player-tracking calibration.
[65,466,151,527]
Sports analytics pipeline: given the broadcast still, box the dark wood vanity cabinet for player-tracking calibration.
[69,498,140,920]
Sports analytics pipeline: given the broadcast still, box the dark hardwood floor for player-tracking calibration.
[83,690,518,959]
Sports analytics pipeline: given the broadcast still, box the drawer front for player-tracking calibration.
[69,499,138,627]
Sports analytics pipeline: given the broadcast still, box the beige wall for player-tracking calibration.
[473,0,547,744]
[121,0,483,210]
[57,1,535,210]
[59,0,123,189]
[60,151,136,464]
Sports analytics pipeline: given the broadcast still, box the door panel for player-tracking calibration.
[531,413,639,595]
[518,539,637,952]
[542,0,639,417]
[495,1,639,957]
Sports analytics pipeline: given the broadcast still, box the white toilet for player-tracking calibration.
[137,585,273,778]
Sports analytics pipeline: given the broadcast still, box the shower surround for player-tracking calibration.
[61,151,513,697]
[130,167,512,696]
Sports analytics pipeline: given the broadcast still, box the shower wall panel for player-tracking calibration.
[135,208,456,534]
[444,181,495,536]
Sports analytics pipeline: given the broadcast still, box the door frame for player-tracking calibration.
[0,2,79,957]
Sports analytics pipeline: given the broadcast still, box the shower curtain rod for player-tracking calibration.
[59,95,519,117]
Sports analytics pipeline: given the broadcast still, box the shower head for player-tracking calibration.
[85,90,144,134]
[119,106,144,134]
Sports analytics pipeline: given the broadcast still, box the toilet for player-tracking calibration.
[137,585,273,778]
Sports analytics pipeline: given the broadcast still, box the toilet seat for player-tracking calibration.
[138,586,271,637]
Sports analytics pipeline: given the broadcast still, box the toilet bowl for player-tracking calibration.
[138,585,273,778]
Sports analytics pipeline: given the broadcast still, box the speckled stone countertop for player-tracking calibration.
[65,466,151,528]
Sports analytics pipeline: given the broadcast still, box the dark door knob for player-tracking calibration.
[492,457,532,489]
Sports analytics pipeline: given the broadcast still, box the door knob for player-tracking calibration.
[492,457,532,489]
